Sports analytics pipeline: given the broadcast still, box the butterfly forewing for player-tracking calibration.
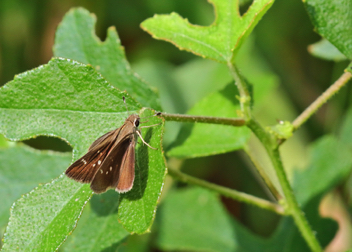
[88,129,115,151]
[65,130,119,183]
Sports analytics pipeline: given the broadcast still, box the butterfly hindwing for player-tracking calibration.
[90,137,133,193]
[116,141,136,193]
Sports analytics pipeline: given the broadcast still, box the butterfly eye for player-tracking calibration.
[135,118,140,127]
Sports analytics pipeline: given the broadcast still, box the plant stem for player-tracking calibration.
[228,59,322,251]
[167,167,286,215]
[247,119,322,252]
[243,146,282,200]
[156,112,246,126]
[227,62,252,120]
[292,72,352,131]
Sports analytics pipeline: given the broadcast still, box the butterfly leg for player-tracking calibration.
[140,123,161,128]
[136,130,157,150]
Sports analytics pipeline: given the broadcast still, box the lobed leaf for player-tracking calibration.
[0,57,166,249]
[54,8,161,110]
[141,0,274,63]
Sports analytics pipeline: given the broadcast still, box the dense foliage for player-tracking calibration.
[0,0,351,251]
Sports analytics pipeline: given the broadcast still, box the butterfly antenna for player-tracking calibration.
[122,96,130,115]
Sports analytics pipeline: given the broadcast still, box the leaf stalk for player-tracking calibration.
[292,71,352,132]
[156,112,246,126]
[167,167,286,215]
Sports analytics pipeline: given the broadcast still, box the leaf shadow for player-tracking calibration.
[90,190,120,216]
[101,238,128,252]
[218,82,241,106]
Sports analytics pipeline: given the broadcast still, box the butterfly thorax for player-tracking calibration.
[114,114,140,144]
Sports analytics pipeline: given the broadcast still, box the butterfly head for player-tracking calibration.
[126,114,140,128]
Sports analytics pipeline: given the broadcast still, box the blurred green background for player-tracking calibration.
[0,0,350,242]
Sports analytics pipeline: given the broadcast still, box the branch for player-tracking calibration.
[247,119,323,251]
[156,112,246,126]
[292,71,352,131]
[167,167,286,215]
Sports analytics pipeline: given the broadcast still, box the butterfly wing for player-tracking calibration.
[88,129,115,151]
[65,131,118,183]
[90,137,133,193]
[116,140,136,193]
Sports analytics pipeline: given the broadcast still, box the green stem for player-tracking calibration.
[156,112,246,126]
[228,59,322,251]
[227,62,252,120]
[292,72,352,131]
[247,119,322,252]
[243,146,282,200]
[168,167,286,215]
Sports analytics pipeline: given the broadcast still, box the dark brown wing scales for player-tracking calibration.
[65,132,118,183]
[116,141,135,193]
[90,138,132,194]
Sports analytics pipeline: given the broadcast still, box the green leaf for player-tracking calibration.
[308,39,347,61]
[0,144,70,230]
[54,7,161,110]
[117,108,167,234]
[0,58,166,249]
[0,58,140,149]
[293,136,352,206]
[339,107,352,148]
[304,0,352,59]
[234,35,279,106]
[263,135,352,251]
[157,134,349,251]
[167,83,250,158]
[240,135,347,251]
[114,234,151,252]
[62,191,129,251]
[0,134,9,148]
[141,0,274,63]
[157,187,238,252]
[261,136,351,251]
[170,59,232,111]
[2,176,92,252]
